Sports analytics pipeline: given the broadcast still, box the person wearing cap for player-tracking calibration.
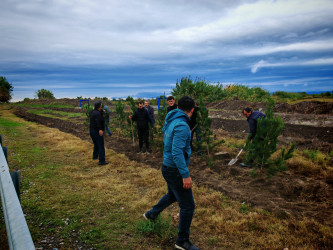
[167,96,178,113]
[90,102,108,165]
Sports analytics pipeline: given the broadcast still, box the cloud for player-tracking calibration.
[251,57,333,73]
[1,0,333,100]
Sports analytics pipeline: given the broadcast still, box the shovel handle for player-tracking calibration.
[236,149,243,158]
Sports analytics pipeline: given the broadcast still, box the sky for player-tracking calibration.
[1,0,333,101]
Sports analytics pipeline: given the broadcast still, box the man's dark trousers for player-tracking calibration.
[90,129,105,163]
[138,127,149,150]
[146,165,195,242]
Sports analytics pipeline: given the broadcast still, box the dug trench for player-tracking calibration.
[13,106,333,227]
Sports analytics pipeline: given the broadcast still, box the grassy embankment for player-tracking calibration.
[0,104,332,249]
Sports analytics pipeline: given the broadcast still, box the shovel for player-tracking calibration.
[228,148,243,166]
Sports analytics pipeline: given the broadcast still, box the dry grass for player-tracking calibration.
[0,105,332,249]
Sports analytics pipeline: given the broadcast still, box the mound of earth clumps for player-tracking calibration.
[274,101,333,114]
[207,99,333,115]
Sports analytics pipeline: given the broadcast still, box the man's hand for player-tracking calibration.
[183,176,192,189]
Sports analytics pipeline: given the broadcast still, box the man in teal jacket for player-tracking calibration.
[143,96,199,250]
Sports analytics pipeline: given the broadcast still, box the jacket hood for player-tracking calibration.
[162,109,189,133]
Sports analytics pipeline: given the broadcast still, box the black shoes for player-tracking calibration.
[143,212,155,221]
[98,162,109,165]
[175,240,199,250]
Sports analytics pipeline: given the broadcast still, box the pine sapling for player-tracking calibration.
[245,99,295,177]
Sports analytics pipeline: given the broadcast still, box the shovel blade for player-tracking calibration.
[228,158,238,166]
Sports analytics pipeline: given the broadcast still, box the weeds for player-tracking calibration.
[136,214,177,241]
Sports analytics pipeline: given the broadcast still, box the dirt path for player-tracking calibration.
[13,107,333,227]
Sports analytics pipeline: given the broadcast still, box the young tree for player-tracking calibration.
[36,89,55,99]
[196,96,225,167]
[0,76,14,102]
[115,100,127,139]
[244,99,295,177]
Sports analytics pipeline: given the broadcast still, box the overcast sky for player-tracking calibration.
[1,0,333,101]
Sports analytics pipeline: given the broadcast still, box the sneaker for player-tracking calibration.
[145,151,150,155]
[137,150,143,154]
[175,240,199,250]
[98,162,109,165]
[143,212,155,222]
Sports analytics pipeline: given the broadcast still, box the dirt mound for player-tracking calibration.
[13,107,333,227]
[275,101,333,114]
[207,99,266,111]
[207,99,333,115]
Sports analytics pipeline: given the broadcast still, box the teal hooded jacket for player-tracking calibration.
[162,109,191,178]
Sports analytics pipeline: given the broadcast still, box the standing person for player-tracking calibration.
[242,107,266,140]
[144,100,155,141]
[167,95,178,113]
[90,102,108,165]
[129,101,154,154]
[143,96,199,250]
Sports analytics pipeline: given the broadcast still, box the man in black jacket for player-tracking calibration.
[90,102,108,165]
[129,101,154,154]
[242,107,266,140]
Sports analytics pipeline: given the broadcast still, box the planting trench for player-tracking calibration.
[13,107,333,227]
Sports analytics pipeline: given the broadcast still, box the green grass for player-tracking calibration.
[28,109,84,120]
[15,103,74,108]
[1,105,333,249]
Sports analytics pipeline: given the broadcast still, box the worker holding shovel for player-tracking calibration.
[238,107,266,167]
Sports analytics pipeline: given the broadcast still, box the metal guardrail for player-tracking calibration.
[0,138,35,249]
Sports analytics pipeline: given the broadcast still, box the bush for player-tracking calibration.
[273,91,308,101]
[244,99,295,177]
[0,76,14,102]
[36,89,55,99]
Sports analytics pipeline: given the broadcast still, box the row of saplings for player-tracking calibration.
[84,97,294,178]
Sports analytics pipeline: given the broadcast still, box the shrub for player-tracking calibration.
[0,76,14,102]
[196,96,225,167]
[36,89,55,99]
[244,99,295,177]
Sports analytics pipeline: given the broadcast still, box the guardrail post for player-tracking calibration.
[10,171,21,203]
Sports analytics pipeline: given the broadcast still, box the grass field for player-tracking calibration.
[0,104,332,249]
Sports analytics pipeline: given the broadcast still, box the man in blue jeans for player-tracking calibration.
[143,96,199,250]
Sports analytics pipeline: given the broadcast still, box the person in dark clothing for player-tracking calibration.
[167,96,178,113]
[129,101,154,154]
[143,96,199,250]
[90,102,108,165]
[240,107,266,167]
[242,107,266,140]
[144,100,155,141]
